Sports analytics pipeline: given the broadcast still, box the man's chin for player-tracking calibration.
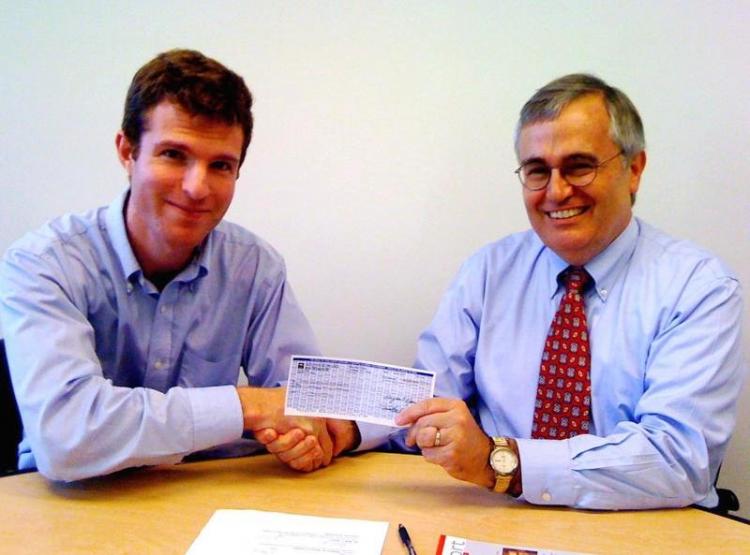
[164,228,211,253]
[538,232,596,265]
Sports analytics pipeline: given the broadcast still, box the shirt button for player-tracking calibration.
[542,492,552,502]
[126,283,134,294]
[154,360,165,370]
[160,305,167,314]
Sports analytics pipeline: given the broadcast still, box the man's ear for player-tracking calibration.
[628,150,647,197]
[115,131,136,176]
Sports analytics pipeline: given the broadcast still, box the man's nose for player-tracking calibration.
[545,168,574,201]
[182,164,210,200]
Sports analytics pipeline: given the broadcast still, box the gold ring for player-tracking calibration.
[434,429,441,447]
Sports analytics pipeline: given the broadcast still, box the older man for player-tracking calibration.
[396,74,745,510]
[0,49,356,480]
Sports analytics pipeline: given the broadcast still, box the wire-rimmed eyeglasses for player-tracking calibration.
[514,151,624,191]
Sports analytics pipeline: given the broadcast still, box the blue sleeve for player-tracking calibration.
[241,262,321,387]
[0,246,242,481]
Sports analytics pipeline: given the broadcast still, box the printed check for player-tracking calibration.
[285,356,436,426]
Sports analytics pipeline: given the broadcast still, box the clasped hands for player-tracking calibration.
[238,388,494,485]
[237,386,358,472]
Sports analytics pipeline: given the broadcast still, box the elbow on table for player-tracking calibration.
[33,446,102,482]
[654,454,714,508]
[30,427,117,482]
[570,461,712,510]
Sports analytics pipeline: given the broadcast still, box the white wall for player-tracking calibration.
[2,1,748,516]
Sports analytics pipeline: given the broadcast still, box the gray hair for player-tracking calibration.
[514,74,645,161]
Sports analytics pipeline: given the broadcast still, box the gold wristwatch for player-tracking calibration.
[488,437,519,493]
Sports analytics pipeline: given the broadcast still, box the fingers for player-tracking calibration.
[283,438,325,472]
[263,417,334,471]
[265,429,325,471]
[404,411,453,448]
[254,428,279,445]
[263,428,306,454]
[395,397,459,426]
[281,441,324,473]
[419,425,443,450]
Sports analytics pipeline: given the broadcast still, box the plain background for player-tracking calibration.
[1,1,748,517]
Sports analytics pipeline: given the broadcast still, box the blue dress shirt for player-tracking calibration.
[0,191,320,481]
[407,218,745,509]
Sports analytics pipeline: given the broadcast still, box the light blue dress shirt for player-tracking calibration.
[406,218,745,510]
[0,191,320,481]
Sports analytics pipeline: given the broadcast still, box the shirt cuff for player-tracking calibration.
[516,437,579,506]
[186,385,244,452]
[353,421,395,452]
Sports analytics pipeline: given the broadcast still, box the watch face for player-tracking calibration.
[491,448,518,474]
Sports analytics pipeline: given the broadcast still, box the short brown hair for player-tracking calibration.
[121,49,253,165]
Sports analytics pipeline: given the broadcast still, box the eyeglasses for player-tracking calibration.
[514,151,624,191]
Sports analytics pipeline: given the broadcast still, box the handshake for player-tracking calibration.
[237,386,360,472]
[236,384,495,492]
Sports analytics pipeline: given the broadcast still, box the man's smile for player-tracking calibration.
[166,200,211,217]
[546,206,589,220]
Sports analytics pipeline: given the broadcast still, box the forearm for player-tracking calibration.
[26,380,242,481]
[516,428,710,510]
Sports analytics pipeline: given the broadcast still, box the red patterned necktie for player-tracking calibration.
[532,267,592,440]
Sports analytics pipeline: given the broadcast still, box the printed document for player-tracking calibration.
[186,509,388,555]
[285,356,436,426]
[436,534,591,555]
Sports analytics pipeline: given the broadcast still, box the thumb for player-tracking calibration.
[254,428,278,445]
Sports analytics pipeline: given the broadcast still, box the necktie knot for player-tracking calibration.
[562,267,591,294]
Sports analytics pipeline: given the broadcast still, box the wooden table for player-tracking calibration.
[0,452,747,554]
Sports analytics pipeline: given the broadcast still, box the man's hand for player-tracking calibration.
[258,418,360,466]
[395,398,495,488]
[326,419,361,457]
[237,386,333,472]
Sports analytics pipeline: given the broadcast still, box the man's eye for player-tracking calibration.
[161,149,185,160]
[211,161,234,172]
[525,165,550,178]
[564,162,595,177]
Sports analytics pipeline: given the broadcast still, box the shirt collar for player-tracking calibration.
[541,217,640,302]
[104,190,141,282]
[182,235,211,283]
[584,217,639,302]
[104,189,210,288]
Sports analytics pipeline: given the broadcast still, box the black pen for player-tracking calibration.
[398,523,417,555]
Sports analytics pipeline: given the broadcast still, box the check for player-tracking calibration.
[285,356,436,426]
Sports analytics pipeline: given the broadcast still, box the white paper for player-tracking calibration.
[186,509,388,555]
[285,356,436,426]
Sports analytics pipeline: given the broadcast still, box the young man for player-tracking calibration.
[0,49,356,481]
[396,74,745,510]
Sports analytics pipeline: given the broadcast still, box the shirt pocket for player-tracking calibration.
[178,348,238,388]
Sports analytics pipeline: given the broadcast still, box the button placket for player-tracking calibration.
[145,288,177,390]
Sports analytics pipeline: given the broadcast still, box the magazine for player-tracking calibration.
[436,534,591,555]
